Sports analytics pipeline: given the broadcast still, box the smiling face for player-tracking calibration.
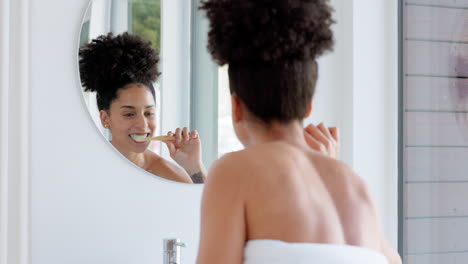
[100,84,156,155]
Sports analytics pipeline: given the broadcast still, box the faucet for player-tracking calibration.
[163,238,186,264]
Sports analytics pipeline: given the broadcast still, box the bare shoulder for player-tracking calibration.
[302,150,370,200]
[201,152,248,221]
[335,163,402,263]
[205,143,311,194]
[207,145,285,182]
[319,157,401,261]
[205,151,248,189]
[203,148,270,202]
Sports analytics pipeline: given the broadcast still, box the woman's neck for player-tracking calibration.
[244,120,308,148]
[126,151,148,169]
[111,142,148,169]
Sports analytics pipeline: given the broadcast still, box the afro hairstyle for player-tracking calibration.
[79,32,160,111]
[199,0,335,123]
[199,0,334,66]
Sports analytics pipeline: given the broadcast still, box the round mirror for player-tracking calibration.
[78,0,216,184]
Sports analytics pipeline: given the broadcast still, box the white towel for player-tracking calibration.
[244,239,389,264]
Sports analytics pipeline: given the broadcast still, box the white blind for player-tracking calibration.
[402,1,468,263]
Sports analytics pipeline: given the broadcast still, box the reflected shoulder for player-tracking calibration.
[145,151,192,183]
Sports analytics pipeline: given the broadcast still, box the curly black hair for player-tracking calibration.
[200,0,335,123]
[79,32,160,111]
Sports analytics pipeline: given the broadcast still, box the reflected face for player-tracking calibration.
[101,84,156,154]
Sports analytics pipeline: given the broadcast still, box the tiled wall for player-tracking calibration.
[403,0,468,263]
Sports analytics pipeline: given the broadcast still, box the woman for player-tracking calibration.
[196,1,401,263]
[79,33,206,184]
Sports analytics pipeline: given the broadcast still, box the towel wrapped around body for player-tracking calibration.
[244,239,389,264]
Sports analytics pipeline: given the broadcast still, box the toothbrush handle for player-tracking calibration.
[147,136,175,141]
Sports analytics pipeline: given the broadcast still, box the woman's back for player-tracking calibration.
[197,139,400,264]
[236,141,382,250]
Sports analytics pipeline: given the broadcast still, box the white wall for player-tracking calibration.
[0,0,398,263]
[2,0,30,263]
[352,0,399,246]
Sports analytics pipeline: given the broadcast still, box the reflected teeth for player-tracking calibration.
[130,134,148,142]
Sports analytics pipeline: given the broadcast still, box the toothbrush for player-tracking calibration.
[132,135,175,142]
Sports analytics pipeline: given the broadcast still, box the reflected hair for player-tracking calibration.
[200,0,335,123]
[79,32,160,111]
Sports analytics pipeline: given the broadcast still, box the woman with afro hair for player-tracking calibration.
[79,33,206,184]
[196,1,401,263]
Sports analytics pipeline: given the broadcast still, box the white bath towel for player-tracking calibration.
[244,239,389,264]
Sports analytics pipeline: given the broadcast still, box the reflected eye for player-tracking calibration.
[123,113,135,117]
[145,112,155,117]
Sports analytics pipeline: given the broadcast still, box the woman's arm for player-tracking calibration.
[196,155,246,264]
[381,237,402,264]
[357,177,402,264]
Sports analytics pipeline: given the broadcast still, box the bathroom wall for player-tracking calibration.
[0,0,398,263]
[352,0,399,246]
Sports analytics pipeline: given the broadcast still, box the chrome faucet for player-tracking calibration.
[163,238,186,264]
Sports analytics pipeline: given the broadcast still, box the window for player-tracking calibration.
[128,0,162,152]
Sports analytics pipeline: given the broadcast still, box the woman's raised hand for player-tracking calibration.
[304,123,340,159]
[164,127,206,180]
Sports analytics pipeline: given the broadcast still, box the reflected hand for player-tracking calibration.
[304,123,340,159]
[164,127,206,177]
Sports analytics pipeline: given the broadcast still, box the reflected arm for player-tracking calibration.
[190,170,207,184]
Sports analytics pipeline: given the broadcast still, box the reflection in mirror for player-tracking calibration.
[78,0,206,184]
